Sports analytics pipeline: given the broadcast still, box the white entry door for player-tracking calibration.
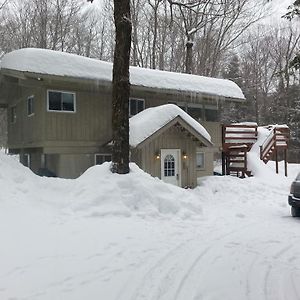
[161,149,181,187]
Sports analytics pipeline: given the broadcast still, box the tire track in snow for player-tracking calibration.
[289,271,300,300]
[173,222,258,300]
[131,221,255,300]
[127,225,220,300]
[116,240,189,300]
[245,226,300,300]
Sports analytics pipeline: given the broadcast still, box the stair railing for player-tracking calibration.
[260,127,275,161]
[260,126,289,162]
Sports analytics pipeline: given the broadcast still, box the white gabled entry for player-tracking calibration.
[160,149,181,187]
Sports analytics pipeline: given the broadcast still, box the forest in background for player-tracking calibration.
[0,0,299,160]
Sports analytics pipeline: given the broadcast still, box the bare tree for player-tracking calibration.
[111,0,132,174]
[0,0,8,10]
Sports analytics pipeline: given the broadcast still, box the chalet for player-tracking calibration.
[0,48,246,187]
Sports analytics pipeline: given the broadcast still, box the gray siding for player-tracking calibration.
[5,75,220,181]
[8,85,45,148]
[132,125,214,188]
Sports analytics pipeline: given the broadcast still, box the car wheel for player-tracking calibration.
[291,206,300,217]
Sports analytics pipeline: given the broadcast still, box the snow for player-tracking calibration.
[0,48,245,100]
[129,104,212,147]
[1,150,300,299]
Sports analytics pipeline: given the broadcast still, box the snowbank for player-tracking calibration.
[1,48,245,100]
[0,152,202,219]
[247,126,297,184]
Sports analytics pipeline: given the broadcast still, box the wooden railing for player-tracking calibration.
[260,126,289,162]
[222,124,258,151]
[222,123,258,177]
[222,123,289,177]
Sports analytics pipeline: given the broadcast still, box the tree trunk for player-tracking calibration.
[185,39,193,74]
[111,0,132,174]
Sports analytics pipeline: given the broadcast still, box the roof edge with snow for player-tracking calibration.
[0,48,245,101]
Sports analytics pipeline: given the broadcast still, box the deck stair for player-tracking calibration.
[222,124,258,177]
[260,125,290,175]
[222,123,290,177]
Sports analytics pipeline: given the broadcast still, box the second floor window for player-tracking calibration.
[129,98,144,116]
[47,90,76,112]
[27,96,34,116]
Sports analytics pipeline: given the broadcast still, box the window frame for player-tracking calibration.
[129,98,145,117]
[196,152,205,169]
[164,154,175,177]
[23,153,31,168]
[47,89,76,113]
[27,95,34,117]
[94,153,112,165]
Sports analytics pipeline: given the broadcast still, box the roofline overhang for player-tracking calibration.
[0,68,245,102]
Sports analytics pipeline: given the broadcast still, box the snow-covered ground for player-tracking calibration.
[1,150,300,300]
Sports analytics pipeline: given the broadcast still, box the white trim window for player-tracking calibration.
[27,95,34,116]
[129,98,145,116]
[47,90,76,112]
[10,106,16,124]
[196,152,205,169]
[95,153,112,165]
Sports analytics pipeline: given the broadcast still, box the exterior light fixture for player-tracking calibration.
[155,152,160,159]
[183,152,188,159]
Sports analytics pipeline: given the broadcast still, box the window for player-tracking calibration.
[187,106,204,121]
[170,102,204,121]
[164,154,175,177]
[10,106,16,124]
[95,154,112,165]
[129,98,144,116]
[27,96,34,116]
[204,108,218,121]
[22,154,30,168]
[47,90,76,112]
[196,152,205,169]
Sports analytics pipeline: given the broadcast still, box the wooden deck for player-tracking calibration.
[222,124,289,177]
[222,124,258,177]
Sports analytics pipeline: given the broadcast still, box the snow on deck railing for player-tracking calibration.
[223,123,258,146]
[260,125,289,160]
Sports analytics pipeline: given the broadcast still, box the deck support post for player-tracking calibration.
[275,148,278,174]
[284,149,288,177]
[222,151,226,175]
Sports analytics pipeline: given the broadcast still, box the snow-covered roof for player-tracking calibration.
[0,48,245,100]
[129,104,212,147]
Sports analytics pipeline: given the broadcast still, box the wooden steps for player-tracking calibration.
[260,126,289,176]
[222,124,258,177]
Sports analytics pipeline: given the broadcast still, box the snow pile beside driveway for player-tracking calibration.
[0,152,202,219]
[70,163,202,218]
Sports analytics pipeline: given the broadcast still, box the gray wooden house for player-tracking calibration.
[0,48,245,187]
